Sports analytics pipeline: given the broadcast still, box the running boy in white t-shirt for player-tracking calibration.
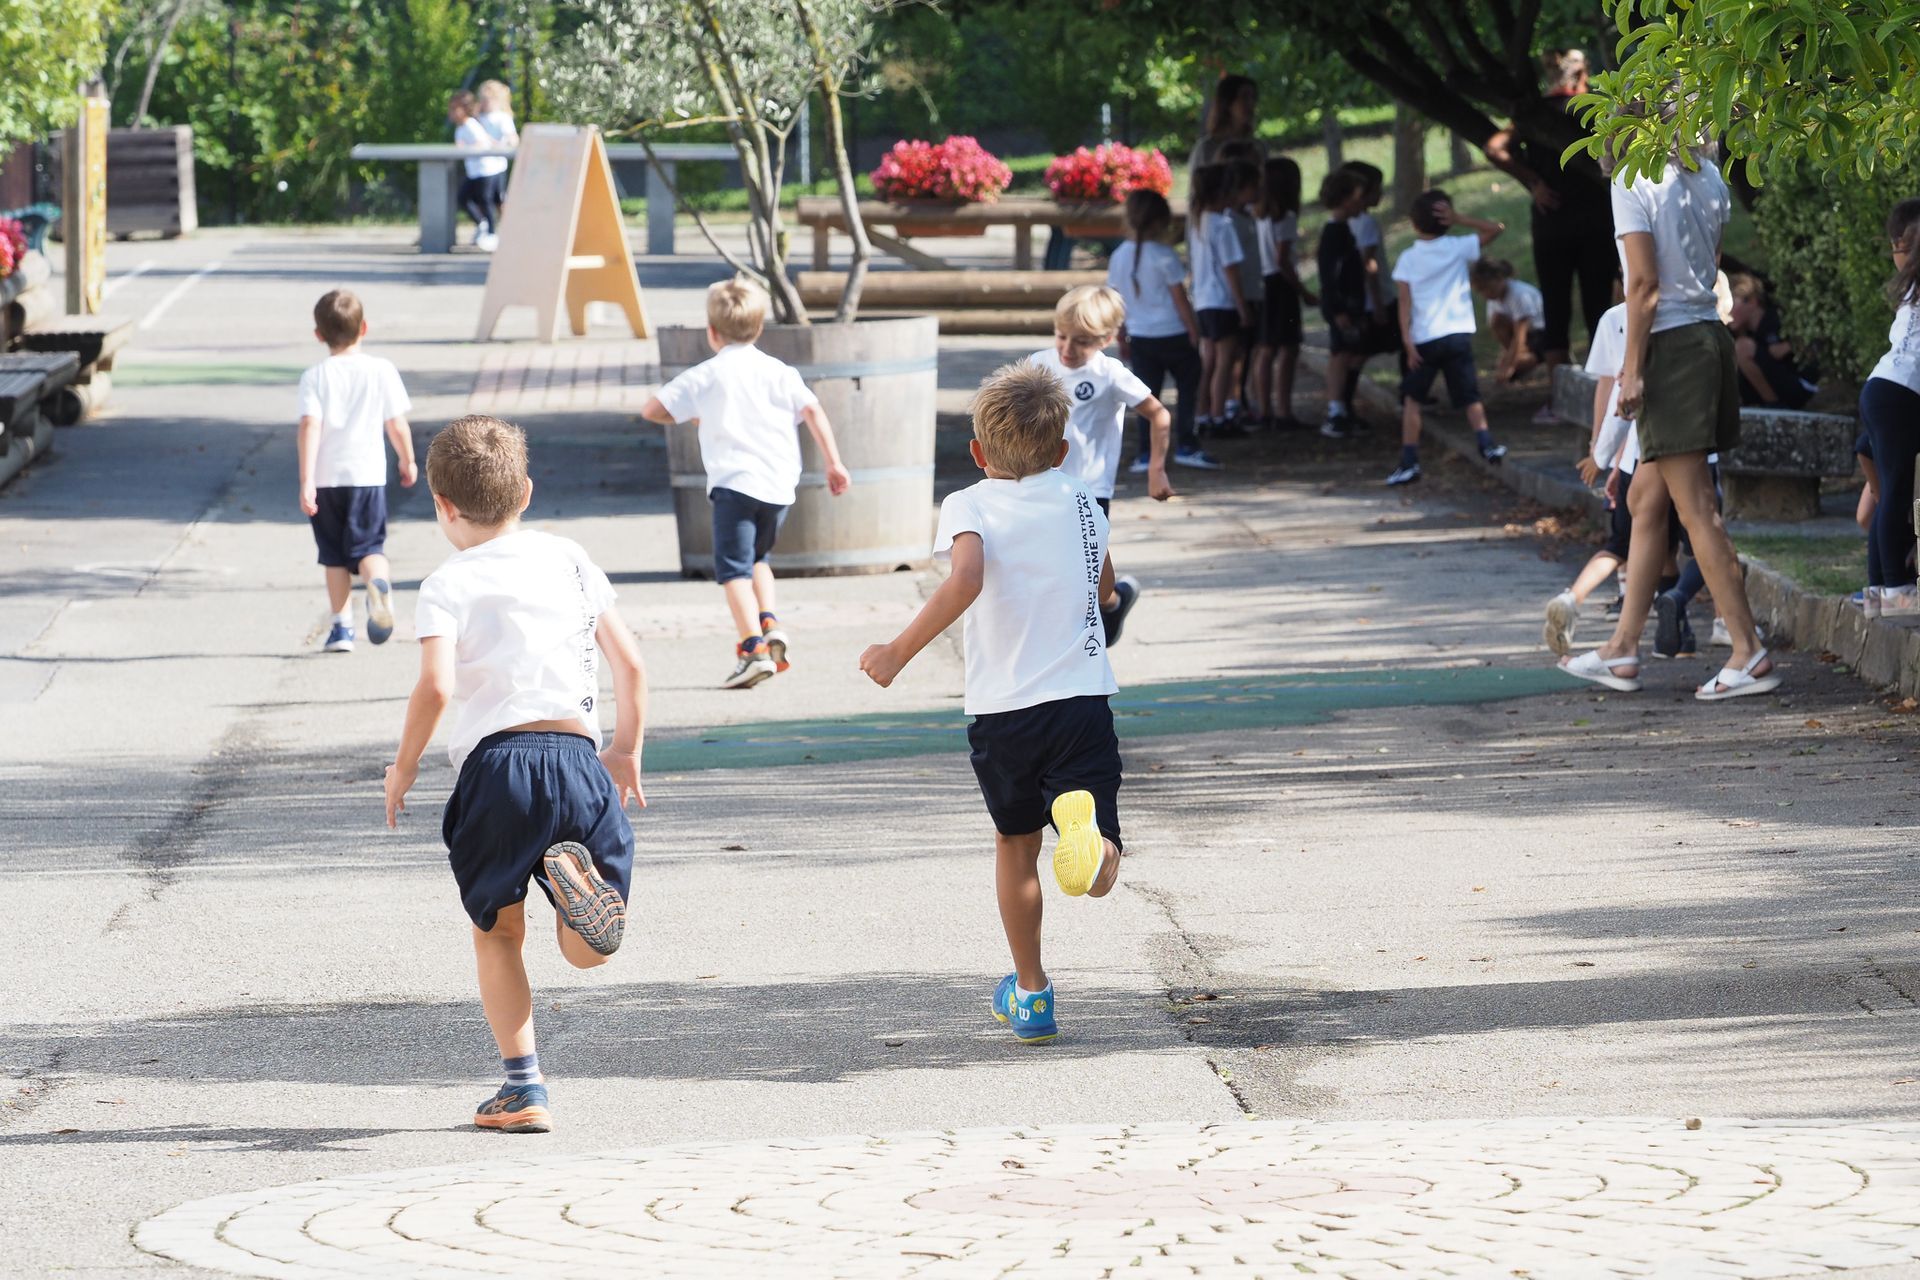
[1026,284,1173,645]
[859,363,1123,1044]
[385,414,648,1134]
[1388,189,1507,486]
[641,277,851,690]
[297,288,415,654]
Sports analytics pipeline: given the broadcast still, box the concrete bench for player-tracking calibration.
[1550,365,1859,521]
[349,142,738,255]
[0,351,79,489]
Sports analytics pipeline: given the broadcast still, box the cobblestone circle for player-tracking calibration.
[135,1119,1920,1278]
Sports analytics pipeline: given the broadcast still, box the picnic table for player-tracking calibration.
[793,195,1188,271]
[349,142,738,255]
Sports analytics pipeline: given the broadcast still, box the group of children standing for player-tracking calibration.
[448,80,520,251]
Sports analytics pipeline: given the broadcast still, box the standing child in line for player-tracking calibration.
[297,288,415,654]
[448,90,506,251]
[1255,157,1315,430]
[640,277,851,689]
[858,365,1125,1045]
[1220,158,1266,433]
[1107,190,1220,472]
[1316,170,1373,438]
[1389,189,1507,486]
[384,415,647,1134]
[1341,161,1402,410]
[1187,163,1250,437]
[1471,259,1550,386]
[1860,199,1920,618]
[475,80,519,148]
[1027,285,1174,645]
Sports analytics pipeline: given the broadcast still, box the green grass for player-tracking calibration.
[1735,534,1866,598]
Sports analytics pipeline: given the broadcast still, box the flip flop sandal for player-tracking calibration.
[1558,649,1642,692]
[1696,648,1782,702]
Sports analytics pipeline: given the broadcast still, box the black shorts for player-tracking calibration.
[1599,464,1687,562]
[309,485,387,568]
[710,486,789,583]
[443,731,635,932]
[967,694,1122,850]
[1197,308,1241,341]
[1856,428,1873,459]
[1261,275,1303,347]
[1400,332,1481,409]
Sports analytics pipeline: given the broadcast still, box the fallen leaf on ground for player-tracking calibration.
[1727,819,1759,827]
[1190,992,1219,1001]
[1571,961,1596,968]
[721,843,748,851]
[1894,1078,1918,1086]
[1804,718,1825,729]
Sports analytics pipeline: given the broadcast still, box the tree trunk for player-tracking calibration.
[1391,103,1426,220]
[1448,131,1472,176]
[795,0,871,324]
[1320,109,1343,171]
[134,0,193,127]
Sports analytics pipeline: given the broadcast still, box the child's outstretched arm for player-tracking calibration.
[384,415,418,487]
[595,611,647,809]
[638,395,676,425]
[1279,239,1317,306]
[1169,282,1201,347]
[800,403,851,495]
[1136,395,1175,501]
[297,415,321,515]
[386,636,454,827]
[859,533,983,687]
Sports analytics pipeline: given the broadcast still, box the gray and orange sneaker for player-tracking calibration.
[475,1082,550,1133]
[542,841,625,956]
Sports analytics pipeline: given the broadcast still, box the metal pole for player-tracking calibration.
[1100,101,1112,144]
[798,93,811,190]
[227,16,239,224]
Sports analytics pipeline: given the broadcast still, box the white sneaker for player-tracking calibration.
[1710,617,1731,648]
[1881,586,1920,616]
[722,647,777,689]
[1384,463,1421,486]
[476,231,500,252]
[1543,591,1579,657]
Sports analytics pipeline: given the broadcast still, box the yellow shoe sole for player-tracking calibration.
[1051,790,1102,897]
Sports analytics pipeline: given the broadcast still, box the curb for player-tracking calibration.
[1299,344,1920,700]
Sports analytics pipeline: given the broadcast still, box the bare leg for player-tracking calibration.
[1593,464,1671,667]
[473,905,536,1062]
[1465,403,1491,434]
[1401,397,1422,448]
[553,908,610,970]
[1249,343,1273,418]
[1273,345,1298,420]
[1657,452,1766,672]
[1210,337,1240,420]
[1324,350,1349,416]
[1198,338,1218,418]
[1570,552,1623,604]
[995,830,1047,992]
[355,552,391,588]
[751,561,778,619]
[721,578,758,642]
[1086,838,1122,898]
[324,566,352,614]
[1099,552,1116,611]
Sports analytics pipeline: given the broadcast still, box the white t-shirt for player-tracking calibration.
[478,111,518,147]
[1585,303,1631,468]
[1255,212,1297,277]
[1391,235,1482,345]
[1188,212,1244,312]
[1870,300,1920,396]
[934,471,1119,716]
[296,351,411,488]
[1026,348,1151,499]
[1610,159,1729,333]
[1487,278,1545,330]
[414,530,618,771]
[1105,240,1187,339]
[456,117,507,178]
[656,343,820,507]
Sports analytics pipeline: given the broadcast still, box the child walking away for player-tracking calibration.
[640,278,851,688]
[1028,285,1174,645]
[1389,190,1507,485]
[858,365,1124,1044]
[1106,190,1218,471]
[297,289,415,653]
[1256,157,1315,430]
[448,90,506,252]
[1187,163,1250,438]
[1316,170,1372,438]
[1471,258,1551,393]
[1861,199,1920,618]
[1726,273,1819,409]
[384,415,648,1134]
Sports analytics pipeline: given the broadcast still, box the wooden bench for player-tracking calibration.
[0,351,79,489]
[17,315,132,423]
[795,268,1105,333]
[794,196,1187,271]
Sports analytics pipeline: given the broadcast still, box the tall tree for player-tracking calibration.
[0,0,115,147]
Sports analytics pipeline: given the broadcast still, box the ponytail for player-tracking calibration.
[1122,189,1172,294]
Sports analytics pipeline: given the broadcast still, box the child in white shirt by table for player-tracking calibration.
[1107,190,1217,472]
[449,90,507,251]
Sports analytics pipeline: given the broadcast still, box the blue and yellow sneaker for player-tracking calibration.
[474,1081,551,1133]
[991,974,1058,1044]
[1051,790,1104,897]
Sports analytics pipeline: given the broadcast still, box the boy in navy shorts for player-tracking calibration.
[296,289,416,653]
[859,363,1123,1044]
[641,277,851,690]
[384,415,648,1133]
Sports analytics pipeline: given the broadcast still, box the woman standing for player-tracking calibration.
[1191,75,1266,175]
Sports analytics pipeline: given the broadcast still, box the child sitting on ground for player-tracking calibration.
[1388,189,1507,486]
[640,278,851,689]
[384,414,648,1134]
[1027,284,1174,645]
[1726,273,1819,409]
[858,363,1125,1044]
[296,288,416,654]
[1471,258,1549,384]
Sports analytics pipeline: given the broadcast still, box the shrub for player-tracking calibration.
[1754,157,1917,388]
[1043,143,1173,202]
[869,136,1011,203]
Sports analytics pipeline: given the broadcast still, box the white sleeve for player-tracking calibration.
[577,550,617,619]
[932,489,982,560]
[783,365,820,418]
[1213,218,1243,268]
[414,573,459,640]
[1390,250,1413,284]
[1112,362,1152,408]
[1610,179,1653,238]
[297,367,322,420]
[1586,315,1624,376]
[382,360,412,419]
[1592,414,1630,467]
[654,364,707,422]
[1459,236,1481,266]
[1157,244,1187,291]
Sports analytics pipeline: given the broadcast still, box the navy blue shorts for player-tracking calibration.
[710,486,789,584]
[1401,332,1481,409]
[968,694,1122,850]
[310,485,386,568]
[1196,308,1241,341]
[442,731,635,932]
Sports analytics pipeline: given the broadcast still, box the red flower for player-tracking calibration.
[1043,143,1173,202]
[0,218,23,279]
[870,136,1012,203]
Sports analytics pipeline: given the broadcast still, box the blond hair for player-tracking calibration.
[426,415,529,526]
[476,79,512,113]
[971,363,1069,478]
[1054,284,1125,339]
[707,277,769,344]
[1727,272,1765,303]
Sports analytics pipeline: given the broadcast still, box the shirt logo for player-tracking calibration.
[1074,380,1095,402]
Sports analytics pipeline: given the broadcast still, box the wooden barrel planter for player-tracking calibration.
[659,315,938,577]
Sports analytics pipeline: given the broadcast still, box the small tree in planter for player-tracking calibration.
[548,0,886,325]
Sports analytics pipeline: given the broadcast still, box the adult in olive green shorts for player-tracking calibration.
[1557,140,1780,702]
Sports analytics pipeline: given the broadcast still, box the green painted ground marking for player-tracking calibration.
[115,363,310,388]
[647,666,1569,772]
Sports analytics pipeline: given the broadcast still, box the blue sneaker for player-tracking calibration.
[365,578,395,645]
[474,1081,551,1132]
[991,974,1058,1043]
[321,621,354,653]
